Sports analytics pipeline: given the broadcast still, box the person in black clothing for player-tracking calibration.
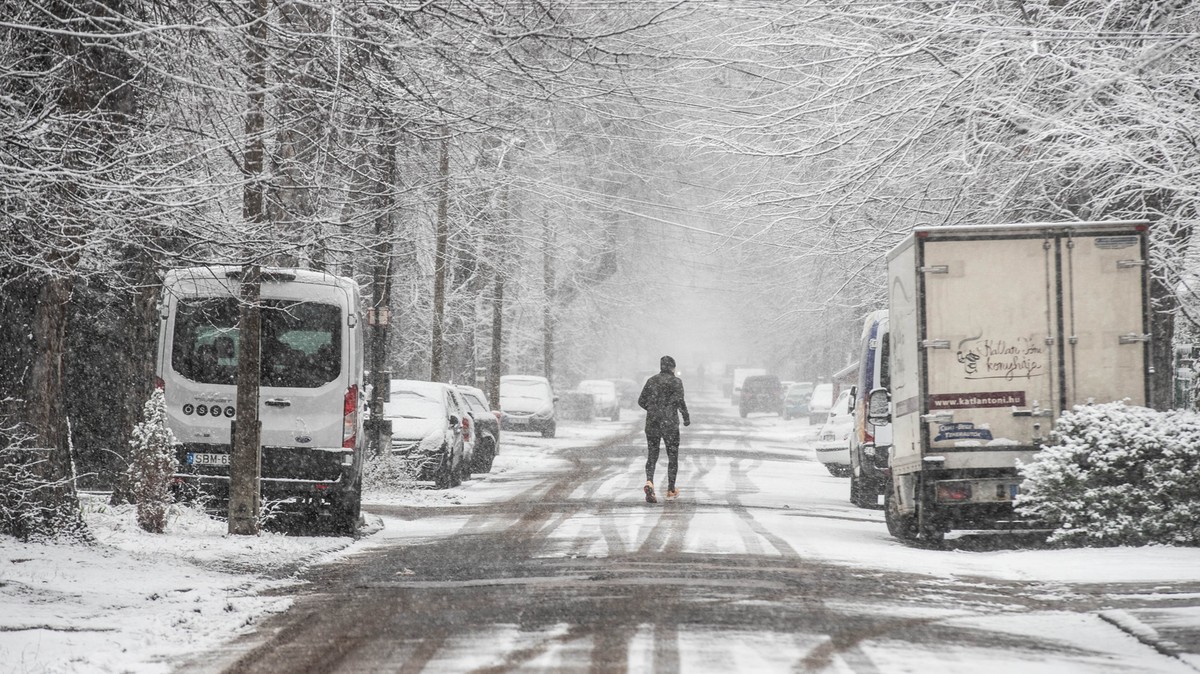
[637,355,690,503]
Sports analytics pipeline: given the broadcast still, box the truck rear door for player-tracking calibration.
[922,236,1057,450]
[1061,232,1148,408]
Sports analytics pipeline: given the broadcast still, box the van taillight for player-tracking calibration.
[343,385,358,450]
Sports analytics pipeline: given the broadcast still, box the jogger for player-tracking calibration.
[638,355,690,502]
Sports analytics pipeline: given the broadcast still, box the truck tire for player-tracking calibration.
[330,479,361,536]
[885,479,919,541]
[849,473,862,506]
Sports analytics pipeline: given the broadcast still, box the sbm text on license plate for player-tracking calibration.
[188,453,230,466]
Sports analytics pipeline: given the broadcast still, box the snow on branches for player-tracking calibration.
[1017,401,1200,546]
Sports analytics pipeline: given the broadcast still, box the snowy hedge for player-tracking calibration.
[1016,402,1200,546]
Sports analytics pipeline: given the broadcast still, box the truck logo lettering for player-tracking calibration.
[929,391,1026,409]
[933,422,994,442]
[956,336,1045,381]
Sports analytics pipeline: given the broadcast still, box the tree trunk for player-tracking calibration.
[543,215,555,382]
[26,275,83,531]
[431,132,451,382]
[369,131,397,454]
[230,0,269,536]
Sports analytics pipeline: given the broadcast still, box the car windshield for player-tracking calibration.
[461,393,490,415]
[383,390,444,420]
[501,380,550,401]
[172,298,341,388]
[578,381,612,395]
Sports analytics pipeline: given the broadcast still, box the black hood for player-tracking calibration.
[660,355,676,373]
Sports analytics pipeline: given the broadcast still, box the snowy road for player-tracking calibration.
[179,392,1200,673]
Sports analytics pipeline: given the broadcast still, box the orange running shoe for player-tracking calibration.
[666,488,681,500]
[644,480,657,503]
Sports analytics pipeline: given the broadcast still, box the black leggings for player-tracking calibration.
[645,429,680,489]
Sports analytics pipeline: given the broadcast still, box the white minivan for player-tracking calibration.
[156,266,365,533]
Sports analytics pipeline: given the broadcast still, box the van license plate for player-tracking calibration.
[189,453,230,466]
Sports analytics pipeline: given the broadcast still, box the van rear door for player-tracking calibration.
[256,282,354,451]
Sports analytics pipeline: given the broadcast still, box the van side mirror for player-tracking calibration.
[867,388,890,425]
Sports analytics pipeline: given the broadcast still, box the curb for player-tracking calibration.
[1097,609,1200,672]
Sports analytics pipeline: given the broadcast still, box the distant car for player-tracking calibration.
[577,379,620,421]
[456,385,500,473]
[609,378,639,409]
[783,382,815,420]
[739,374,784,417]
[499,375,557,437]
[808,382,835,424]
[814,389,854,477]
[384,380,474,489]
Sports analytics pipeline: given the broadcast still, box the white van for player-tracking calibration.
[156,266,365,532]
[849,309,891,509]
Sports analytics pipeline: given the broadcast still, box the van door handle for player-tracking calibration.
[265,399,292,408]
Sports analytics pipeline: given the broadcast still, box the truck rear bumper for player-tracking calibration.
[172,443,359,500]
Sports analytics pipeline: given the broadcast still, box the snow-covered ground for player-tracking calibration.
[4,409,1200,672]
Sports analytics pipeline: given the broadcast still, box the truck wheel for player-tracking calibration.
[884,479,918,541]
[330,478,361,536]
[849,473,861,505]
[541,422,556,438]
[739,407,748,418]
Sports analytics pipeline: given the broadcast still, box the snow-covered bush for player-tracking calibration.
[127,389,177,534]
[362,451,416,494]
[1016,401,1200,546]
[0,418,89,542]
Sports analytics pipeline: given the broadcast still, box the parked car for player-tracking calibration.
[814,388,854,477]
[609,378,639,409]
[456,385,500,473]
[783,382,815,419]
[849,310,890,509]
[499,374,557,437]
[739,374,784,417]
[577,379,620,421]
[808,382,834,424]
[159,266,365,534]
[385,379,473,489]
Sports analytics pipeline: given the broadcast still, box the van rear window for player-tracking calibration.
[172,298,342,388]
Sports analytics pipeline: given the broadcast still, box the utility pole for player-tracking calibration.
[229,0,268,536]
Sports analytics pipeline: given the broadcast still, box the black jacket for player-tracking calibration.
[638,369,690,433]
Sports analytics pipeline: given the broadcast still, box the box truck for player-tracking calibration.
[871,221,1151,543]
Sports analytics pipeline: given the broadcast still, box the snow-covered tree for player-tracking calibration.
[127,389,177,534]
